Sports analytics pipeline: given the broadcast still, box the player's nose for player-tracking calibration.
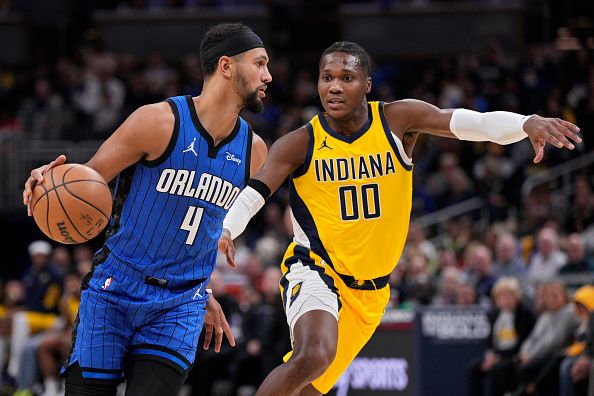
[262,67,272,83]
[329,80,343,93]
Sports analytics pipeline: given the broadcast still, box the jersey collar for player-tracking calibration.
[185,95,241,158]
[317,103,372,144]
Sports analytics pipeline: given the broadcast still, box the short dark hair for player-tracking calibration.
[320,41,371,76]
[200,23,254,77]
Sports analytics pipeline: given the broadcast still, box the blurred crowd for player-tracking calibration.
[0,6,593,395]
[1,35,594,216]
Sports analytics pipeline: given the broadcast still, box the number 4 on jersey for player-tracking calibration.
[181,206,204,245]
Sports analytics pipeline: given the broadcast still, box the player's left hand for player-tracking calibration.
[522,115,581,163]
[203,294,235,353]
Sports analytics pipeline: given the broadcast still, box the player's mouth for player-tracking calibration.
[257,86,267,98]
[327,97,345,110]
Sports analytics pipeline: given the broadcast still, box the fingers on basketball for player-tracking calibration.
[31,164,112,244]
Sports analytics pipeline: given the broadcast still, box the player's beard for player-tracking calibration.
[234,70,264,114]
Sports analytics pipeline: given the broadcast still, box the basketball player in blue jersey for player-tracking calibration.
[22,23,271,395]
[218,42,582,396]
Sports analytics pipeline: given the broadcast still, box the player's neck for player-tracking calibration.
[325,102,369,136]
[193,85,242,145]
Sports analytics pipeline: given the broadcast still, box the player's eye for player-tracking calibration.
[322,75,331,82]
[343,75,353,82]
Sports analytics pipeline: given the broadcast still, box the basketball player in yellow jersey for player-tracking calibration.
[219,42,582,396]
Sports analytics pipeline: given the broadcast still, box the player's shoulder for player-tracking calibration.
[139,101,175,124]
[129,102,176,135]
[250,131,268,162]
[382,99,430,133]
[383,98,424,113]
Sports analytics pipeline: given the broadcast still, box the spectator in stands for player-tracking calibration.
[436,249,458,275]
[398,253,435,306]
[467,277,535,396]
[406,222,438,265]
[75,259,93,279]
[473,143,517,220]
[0,280,25,388]
[72,245,93,267]
[49,246,72,277]
[189,269,240,396]
[427,152,475,209]
[466,244,498,303]
[432,266,462,306]
[37,270,82,396]
[456,281,479,306]
[528,285,594,396]
[241,254,264,292]
[503,281,579,396]
[233,267,288,395]
[8,241,62,382]
[493,233,527,282]
[560,233,594,274]
[441,217,473,257]
[559,313,594,396]
[72,54,125,138]
[17,78,72,140]
[565,176,594,233]
[527,227,568,289]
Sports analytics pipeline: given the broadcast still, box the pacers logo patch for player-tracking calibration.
[290,282,303,306]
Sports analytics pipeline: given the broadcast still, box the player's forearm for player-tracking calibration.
[222,179,271,239]
[449,109,533,145]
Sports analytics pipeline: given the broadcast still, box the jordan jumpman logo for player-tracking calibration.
[183,137,198,156]
[318,137,333,150]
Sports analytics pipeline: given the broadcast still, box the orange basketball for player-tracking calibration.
[31,164,112,244]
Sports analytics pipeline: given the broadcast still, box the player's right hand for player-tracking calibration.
[218,229,237,268]
[23,154,67,216]
[203,294,236,353]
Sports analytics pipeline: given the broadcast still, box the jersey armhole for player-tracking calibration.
[292,123,314,178]
[244,125,254,187]
[378,102,413,171]
[141,99,180,168]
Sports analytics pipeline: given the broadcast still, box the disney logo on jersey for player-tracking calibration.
[225,152,242,165]
[156,169,241,210]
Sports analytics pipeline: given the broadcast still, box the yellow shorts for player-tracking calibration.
[279,243,390,394]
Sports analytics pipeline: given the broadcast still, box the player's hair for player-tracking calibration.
[200,23,254,77]
[320,41,371,76]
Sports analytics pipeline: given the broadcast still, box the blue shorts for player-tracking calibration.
[63,261,209,381]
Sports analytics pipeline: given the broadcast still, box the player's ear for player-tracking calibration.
[218,56,233,79]
[366,76,372,94]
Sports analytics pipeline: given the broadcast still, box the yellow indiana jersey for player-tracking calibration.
[290,101,413,280]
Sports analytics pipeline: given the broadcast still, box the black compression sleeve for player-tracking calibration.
[247,178,271,199]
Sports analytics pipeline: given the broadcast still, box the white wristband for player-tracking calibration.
[222,186,266,239]
[450,108,532,145]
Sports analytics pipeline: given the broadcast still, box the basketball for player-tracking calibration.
[30,164,112,244]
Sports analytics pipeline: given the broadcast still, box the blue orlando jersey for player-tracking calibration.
[101,95,252,284]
